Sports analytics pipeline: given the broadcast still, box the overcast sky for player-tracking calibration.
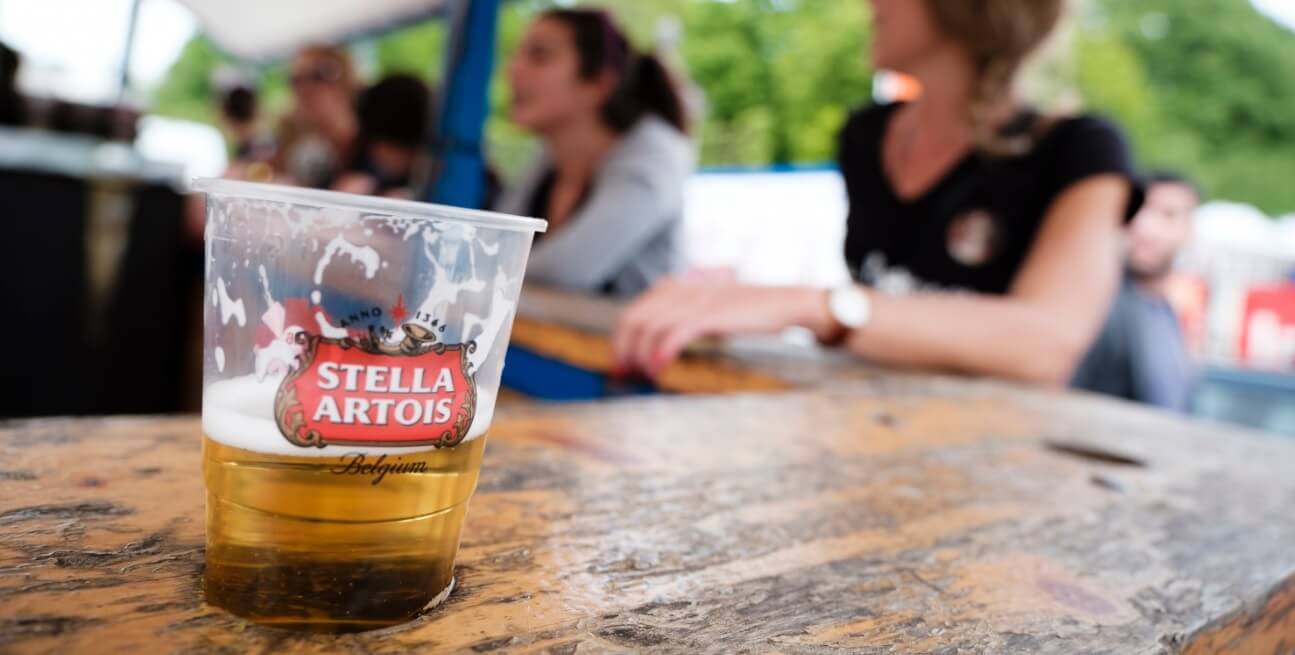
[1,0,1293,105]
[1253,0,1295,30]
[0,0,194,102]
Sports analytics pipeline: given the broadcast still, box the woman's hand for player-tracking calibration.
[612,278,836,377]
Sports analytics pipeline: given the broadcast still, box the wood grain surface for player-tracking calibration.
[3,374,1295,654]
[511,286,877,394]
[508,317,793,394]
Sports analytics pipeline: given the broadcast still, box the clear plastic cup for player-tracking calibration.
[195,179,544,632]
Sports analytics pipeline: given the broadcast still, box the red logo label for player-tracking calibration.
[274,329,477,449]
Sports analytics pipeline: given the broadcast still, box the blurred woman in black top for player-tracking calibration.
[614,0,1139,385]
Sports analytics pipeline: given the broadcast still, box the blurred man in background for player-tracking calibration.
[1072,172,1200,411]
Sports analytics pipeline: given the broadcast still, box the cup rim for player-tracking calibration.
[191,178,548,233]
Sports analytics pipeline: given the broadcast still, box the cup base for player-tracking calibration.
[201,436,484,632]
[205,553,457,633]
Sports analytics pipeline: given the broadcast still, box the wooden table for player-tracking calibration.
[509,286,877,396]
[4,373,1295,653]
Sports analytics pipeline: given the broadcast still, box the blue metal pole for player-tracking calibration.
[427,0,501,208]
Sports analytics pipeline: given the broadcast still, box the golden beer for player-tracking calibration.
[202,434,486,632]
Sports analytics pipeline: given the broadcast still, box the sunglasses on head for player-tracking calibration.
[290,65,342,87]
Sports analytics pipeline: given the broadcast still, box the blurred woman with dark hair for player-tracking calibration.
[495,9,694,297]
[332,73,433,198]
[614,0,1141,385]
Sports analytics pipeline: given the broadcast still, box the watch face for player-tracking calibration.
[832,287,869,328]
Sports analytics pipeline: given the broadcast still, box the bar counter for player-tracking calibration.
[2,288,1292,653]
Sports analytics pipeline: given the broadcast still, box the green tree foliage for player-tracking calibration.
[678,0,872,165]
[371,21,447,81]
[1082,0,1295,213]
[150,36,230,124]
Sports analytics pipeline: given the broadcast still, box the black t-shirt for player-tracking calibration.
[525,170,621,294]
[525,170,557,223]
[837,102,1138,295]
[525,169,593,246]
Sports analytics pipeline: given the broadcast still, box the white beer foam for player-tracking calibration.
[202,374,495,457]
[215,278,246,326]
[314,234,381,285]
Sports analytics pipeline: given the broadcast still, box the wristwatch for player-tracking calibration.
[827,284,872,333]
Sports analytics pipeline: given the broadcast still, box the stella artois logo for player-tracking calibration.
[273,323,477,449]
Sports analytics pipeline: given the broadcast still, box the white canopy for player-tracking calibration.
[173,0,448,60]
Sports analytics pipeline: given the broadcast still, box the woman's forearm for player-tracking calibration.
[840,176,1128,385]
[843,291,1099,386]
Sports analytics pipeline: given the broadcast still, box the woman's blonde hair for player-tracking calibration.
[926,0,1065,154]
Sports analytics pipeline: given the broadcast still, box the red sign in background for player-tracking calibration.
[1239,285,1295,369]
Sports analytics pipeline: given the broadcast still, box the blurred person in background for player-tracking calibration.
[332,74,432,199]
[217,85,273,171]
[0,40,26,127]
[614,0,1140,384]
[274,45,359,188]
[1072,172,1199,411]
[188,85,274,241]
[495,9,694,297]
